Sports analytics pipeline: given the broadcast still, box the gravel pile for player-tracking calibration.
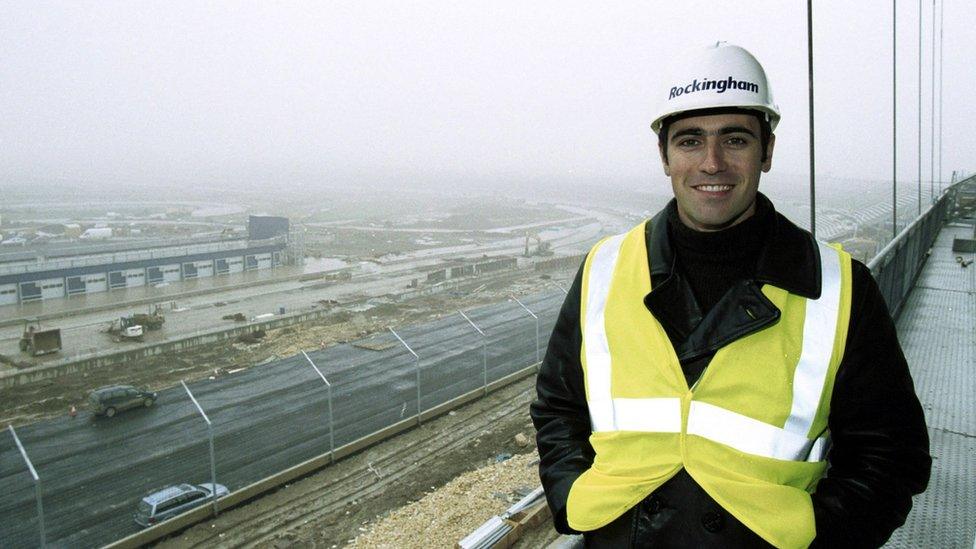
[350,449,540,548]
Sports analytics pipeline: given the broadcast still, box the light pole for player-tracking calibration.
[389,327,421,425]
[302,350,335,463]
[181,380,218,516]
[458,310,488,395]
[9,425,45,547]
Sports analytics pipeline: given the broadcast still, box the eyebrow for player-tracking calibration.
[670,126,757,142]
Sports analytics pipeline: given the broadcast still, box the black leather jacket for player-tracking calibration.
[530,200,931,548]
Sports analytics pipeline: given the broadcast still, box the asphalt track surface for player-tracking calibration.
[0,290,564,548]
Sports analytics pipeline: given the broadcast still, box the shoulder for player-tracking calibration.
[848,258,888,319]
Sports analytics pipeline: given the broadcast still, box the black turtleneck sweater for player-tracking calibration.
[666,197,772,316]
[660,197,773,387]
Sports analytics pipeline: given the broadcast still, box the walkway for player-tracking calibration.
[886,222,975,548]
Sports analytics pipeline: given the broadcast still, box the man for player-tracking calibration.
[530,42,930,548]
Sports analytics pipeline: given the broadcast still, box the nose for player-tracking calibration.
[699,140,727,174]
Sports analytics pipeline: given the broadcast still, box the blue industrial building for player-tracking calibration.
[0,216,292,306]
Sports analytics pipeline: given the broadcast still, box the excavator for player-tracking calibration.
[523,232,554,257]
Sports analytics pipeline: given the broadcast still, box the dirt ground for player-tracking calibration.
[153,377,560,548]
[0,269,566,428]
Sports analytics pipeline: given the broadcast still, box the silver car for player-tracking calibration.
[134,483,228,527]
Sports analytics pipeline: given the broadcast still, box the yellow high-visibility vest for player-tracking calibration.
[567,220,852,549]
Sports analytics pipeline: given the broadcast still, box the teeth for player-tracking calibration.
[697,185,732,192]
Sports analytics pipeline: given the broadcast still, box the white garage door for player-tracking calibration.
[85,274,108,293]
[162,264,182,282]
[39,277,65,300]
[195,260,214,278]
[124,269,146,288]
[0,284,17,305]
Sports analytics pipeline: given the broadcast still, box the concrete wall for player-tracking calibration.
[533,254,586,272]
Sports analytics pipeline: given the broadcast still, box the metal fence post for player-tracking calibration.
[511,296,541,368]
[181,380,218,516]
[458,310,488,395]
[8,425,45,548]
[389,327,421,426]
[302,350,335,463]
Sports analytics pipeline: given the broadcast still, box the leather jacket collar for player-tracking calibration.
[642,194,823,363]
[646,193,821,300]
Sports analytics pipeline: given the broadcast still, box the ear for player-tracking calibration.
[658,140,671,177]
[761,133,776,172]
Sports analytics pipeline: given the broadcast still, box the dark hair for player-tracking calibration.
[658,107,772,164]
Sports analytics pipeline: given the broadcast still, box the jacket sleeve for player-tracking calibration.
[810,260,931,547]
[529,265,593,534]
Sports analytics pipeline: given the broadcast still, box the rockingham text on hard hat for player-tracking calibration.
[668,76,760,99]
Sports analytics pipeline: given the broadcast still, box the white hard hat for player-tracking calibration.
[650,41,780,133]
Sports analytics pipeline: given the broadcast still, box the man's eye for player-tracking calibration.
[725,137,749,146]
[677,139,700,147]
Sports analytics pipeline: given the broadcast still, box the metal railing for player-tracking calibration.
[868,175,974,318]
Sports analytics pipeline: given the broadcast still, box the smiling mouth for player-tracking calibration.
[693,184,733,192]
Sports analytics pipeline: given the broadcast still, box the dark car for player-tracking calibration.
[134,483,229,527]
[88,385,157,417]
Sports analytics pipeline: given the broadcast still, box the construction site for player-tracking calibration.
[0,187,633,548]
[3,176,973,547]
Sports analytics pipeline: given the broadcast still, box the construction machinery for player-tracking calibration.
[107,306,165,341]
[523,232,554,257]
[128,305,166,330]
[124,310,165,331]
[19,321,62,356]
[119,325,145,342]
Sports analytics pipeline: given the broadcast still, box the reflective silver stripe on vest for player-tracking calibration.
[782,243,841,443]
[583,233,684,433]
[612,397,682,432]
[583,231,842,462]
[687,401,828,462]
[584,233,627,431]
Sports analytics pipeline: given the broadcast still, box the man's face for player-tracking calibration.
[658,113,774,232]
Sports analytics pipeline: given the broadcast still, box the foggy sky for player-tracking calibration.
[1,1,972,194]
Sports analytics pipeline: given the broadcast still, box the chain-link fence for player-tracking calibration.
[0,290,562,548]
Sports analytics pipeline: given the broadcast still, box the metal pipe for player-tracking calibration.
[930,0,935,202]
[918,0,922,214]
[181,380,218,517]
[389,327,421,425]
[807,0,817,237]
[938,0,944,193]
[9,425,46,548]
[892,0,898,239]
[458,310,488,396]
[511,296,541,366]
[302,350,335,463]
